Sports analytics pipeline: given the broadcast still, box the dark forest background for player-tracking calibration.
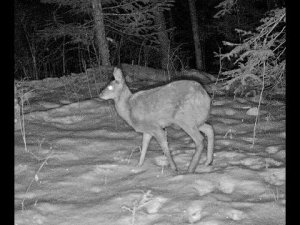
[14,0,285,96]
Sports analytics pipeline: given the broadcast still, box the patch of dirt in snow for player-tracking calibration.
[15,79,285,225]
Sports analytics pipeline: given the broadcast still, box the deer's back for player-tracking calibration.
[128,80,211,131]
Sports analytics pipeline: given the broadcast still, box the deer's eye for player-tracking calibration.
[108,85,114,90]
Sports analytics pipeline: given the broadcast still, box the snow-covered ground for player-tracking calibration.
[15,77,285,225]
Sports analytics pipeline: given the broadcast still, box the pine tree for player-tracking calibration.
[40,0,174,68]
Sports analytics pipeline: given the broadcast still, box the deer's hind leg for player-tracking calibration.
[176,121,205,173]
[199,123,214,166]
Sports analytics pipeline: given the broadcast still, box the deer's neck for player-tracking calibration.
[114,85,134,126]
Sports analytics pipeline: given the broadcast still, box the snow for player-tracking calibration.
[15,77,285,225]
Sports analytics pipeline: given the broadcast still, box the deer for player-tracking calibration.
[99,67,214,173]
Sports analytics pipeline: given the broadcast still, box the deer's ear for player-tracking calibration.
[113,67,124,82]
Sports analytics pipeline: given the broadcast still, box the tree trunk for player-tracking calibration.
[91,0,110,66]
[188,0,204,70]
[154,9,170,70]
